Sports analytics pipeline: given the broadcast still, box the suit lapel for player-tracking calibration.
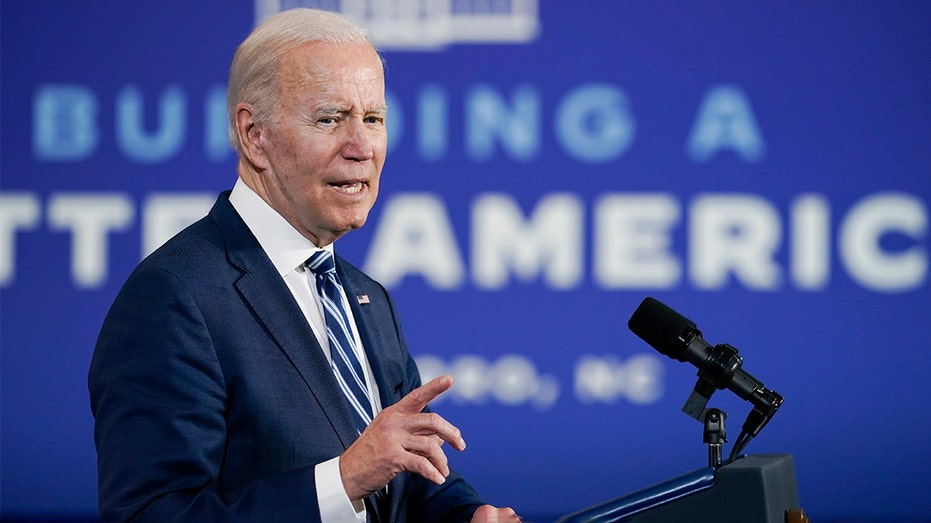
[212,194,415,520]
[209,193,359,449]
[337,258,407,410]
[337,257,412,521]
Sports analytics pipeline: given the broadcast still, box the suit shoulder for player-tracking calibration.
[137,215,226,277]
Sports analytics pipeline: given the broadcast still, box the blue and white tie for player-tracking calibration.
[306,250,373,434]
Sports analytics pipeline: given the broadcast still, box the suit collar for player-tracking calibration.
[228,177,326,277]
[209,192,361,448]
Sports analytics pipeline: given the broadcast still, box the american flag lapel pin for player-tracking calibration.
[356,294,370,305]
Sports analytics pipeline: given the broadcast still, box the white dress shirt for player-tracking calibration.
[229,178,381,522]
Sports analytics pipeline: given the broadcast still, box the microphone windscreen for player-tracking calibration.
[627,297,696,357]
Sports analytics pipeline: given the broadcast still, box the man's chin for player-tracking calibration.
[323,215,370,243]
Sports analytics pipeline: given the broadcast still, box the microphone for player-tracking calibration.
[628,297,783,441]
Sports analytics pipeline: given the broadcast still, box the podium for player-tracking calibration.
[579,298,805,521]
[557,454,801,523]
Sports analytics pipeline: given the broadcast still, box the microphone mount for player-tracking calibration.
[681,341,744,422]
[703,408,726,468]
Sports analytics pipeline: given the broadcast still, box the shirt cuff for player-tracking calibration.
[315,456,366,522]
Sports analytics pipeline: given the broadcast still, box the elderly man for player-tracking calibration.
[89,8,520,523]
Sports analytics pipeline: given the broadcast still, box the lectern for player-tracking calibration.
[556,454,802,523]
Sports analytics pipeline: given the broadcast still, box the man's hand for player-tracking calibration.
[339,375,466,501]
[471,504,522,522]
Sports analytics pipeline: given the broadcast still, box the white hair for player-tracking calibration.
[226,8,374,153]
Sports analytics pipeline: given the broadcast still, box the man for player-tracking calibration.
[89,8,520,523]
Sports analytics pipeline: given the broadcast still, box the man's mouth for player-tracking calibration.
[332,181,365,194]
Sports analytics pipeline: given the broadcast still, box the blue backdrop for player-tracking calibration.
[2,2,930,521]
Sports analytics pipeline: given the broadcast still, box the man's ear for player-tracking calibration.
[235,103,270,170]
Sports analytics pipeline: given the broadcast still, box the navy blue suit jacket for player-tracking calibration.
[89,192,483,522]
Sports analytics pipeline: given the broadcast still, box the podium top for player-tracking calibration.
[556,466,715,523]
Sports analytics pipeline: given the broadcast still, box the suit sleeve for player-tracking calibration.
[88,265,322,523]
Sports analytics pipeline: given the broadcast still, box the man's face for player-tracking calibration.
[255,41,387,246]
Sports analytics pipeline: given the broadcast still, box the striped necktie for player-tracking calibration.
[306,250,373,434]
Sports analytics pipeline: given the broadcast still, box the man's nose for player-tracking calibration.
[341,120,375,161]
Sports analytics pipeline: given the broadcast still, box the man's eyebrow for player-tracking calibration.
[313,105,387,115]
[314,105,345,116]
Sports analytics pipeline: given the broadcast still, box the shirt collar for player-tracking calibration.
[229,177,333,277]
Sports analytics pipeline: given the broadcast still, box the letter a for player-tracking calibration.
[687,85,765,163]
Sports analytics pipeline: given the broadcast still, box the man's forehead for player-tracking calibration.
[279,40,383,80]
[278,52,382,107]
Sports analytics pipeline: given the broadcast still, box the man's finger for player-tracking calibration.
[408,412,465,451]
[404,433,450,478]
[395,375,454,415]
[409,453,448,485]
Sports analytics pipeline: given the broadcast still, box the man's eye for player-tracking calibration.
[318,117,336,124]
